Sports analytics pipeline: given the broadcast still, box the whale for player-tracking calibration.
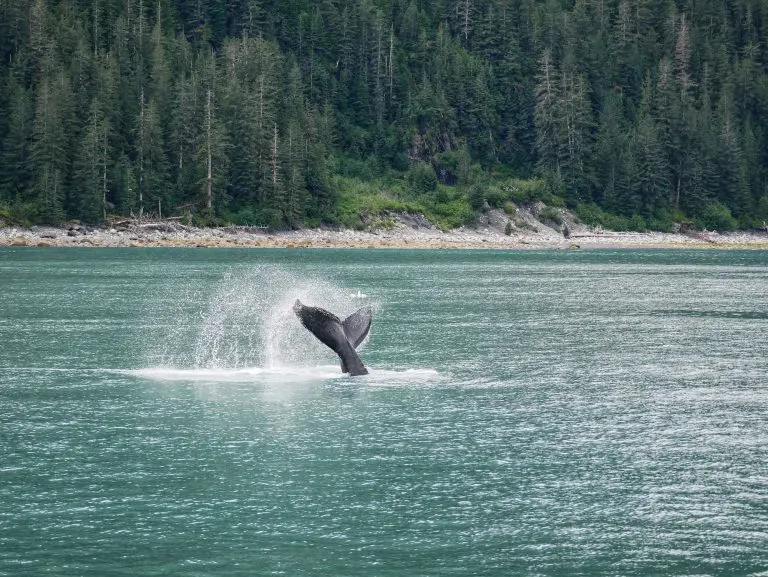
[293,299,372,376]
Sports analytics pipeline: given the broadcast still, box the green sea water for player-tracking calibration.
[1,247,767,576]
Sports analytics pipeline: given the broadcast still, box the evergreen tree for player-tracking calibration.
[0,78,35,205]
[534,49,561,181]
[31,67,73,223]
[630,77,668,217]
[73,102,109,222]
[594,91,627,210]
[557,69,594,202]
[2,0,768,229]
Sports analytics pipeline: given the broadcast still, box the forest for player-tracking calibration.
[1,0,768,231]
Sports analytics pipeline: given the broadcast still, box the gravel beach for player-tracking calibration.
[2,216,767,250]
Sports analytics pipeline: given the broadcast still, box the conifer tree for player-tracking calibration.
[73,102,109,222]
[0,79,35,205]
[630,76,668,217]
[2,0,768,229]
[31,67,73,223]
[594,91,627,209]
[534,49,561,181]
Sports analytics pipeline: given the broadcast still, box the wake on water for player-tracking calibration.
[131,366,440,386]
[135,265,437,385]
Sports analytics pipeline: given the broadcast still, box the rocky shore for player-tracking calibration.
[2,207,768,250]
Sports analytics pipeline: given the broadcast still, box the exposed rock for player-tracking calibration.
[385,211,435,230]
[138,223,178,233]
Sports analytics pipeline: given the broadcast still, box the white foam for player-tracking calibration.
[128,365,440,385]
[130,365,343,383]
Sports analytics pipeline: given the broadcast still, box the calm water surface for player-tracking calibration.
[1,248,767,576]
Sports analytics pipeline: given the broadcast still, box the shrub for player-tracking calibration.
[503,201,517,216]
[647,216,674,232]
[0,200,39,227]
[434,146,471,184]
[646,210,676,232]
[337,156,374,181]
[515,219,538,232]
[604,214,630,231]
[0,203,11,225]
[406,163,438,196]
[538,206,563,225]
[698,201,738,231]
[575,203,605,227]
[469,183,486,211]
[435,186,452,204]
[504,220,513,235]
[425,197,476,229]
[549,195,566,208]
[484,184,508,208]
[508,178,551,204]
[253,208,285,229]
[628,214,647,232]
[755,195,768,227]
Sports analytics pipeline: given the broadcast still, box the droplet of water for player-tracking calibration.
[185,265,376,370]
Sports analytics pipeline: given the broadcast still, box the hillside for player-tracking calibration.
[1,0,768,232]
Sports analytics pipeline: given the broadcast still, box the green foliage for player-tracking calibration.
[469,183,485,211]
[576,202,650,232]
[503,201,517,216]
[647,213,676,233]
[423,197,476,230]
[484,185,507,209]
[507,179,552,204]
[575,203,605,228]
[406,163,438,196]
[698,202,738,232]
[434,147,471,185]
[538,206,563,226]
[504,220,513,236]
[1,0,768,230]
[515,219,538,232]
[628,214,647,233]
[192,210,228,228]
[753,196,768,229]
[334,177,422,229]
[604,215,631,231]
[332,175,474,231]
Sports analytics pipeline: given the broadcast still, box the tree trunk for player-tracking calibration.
[102,129,107,220]
[138,86,144,222]
[206,88,212,210]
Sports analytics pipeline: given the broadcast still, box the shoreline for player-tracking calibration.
[2,223,768,250]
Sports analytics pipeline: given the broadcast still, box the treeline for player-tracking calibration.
[1,0,767,229]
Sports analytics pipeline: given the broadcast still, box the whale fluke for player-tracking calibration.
[293,300,370,376]
[342,306,372,348]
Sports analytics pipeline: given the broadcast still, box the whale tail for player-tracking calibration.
[293,300,370,376]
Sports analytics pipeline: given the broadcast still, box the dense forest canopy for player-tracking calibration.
[1,0,768,230]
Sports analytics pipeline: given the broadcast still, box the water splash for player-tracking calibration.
[131,365,344,383]
[128,366,440,386]
[187,266,375,370]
